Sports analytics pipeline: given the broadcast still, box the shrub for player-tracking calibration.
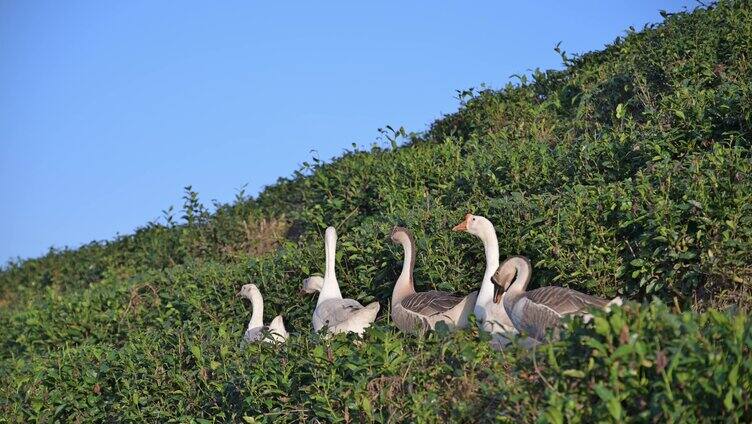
[1,1,751,421]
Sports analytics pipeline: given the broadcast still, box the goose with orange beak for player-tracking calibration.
[452,213,520,348]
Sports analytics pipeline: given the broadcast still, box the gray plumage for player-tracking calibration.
[313,298,380,334]
[392,290,478,334]
[239,284,287,344]
[243,326,268,343]
[493,256,620,342]
[507,286,609,341]
[400,290,466,316]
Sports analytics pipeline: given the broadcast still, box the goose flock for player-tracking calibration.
[239,214,622,348]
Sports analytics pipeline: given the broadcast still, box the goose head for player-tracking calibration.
[390,226,414,245]
[238,283,261,299]
[491,256,532,303]
[301,276,324,294]
[452,214,493,239]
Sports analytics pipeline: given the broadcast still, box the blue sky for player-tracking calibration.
[1,1,694,263]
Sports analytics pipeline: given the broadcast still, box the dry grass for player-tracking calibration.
[221,214,290,258]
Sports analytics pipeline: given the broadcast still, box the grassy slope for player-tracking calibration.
[1,1,751,422]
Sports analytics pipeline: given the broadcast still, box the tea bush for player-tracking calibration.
[1,1,751,421]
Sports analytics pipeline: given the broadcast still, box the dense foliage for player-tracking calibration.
[1,1,751,422]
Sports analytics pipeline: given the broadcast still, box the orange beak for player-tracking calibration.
[452,214,472,232]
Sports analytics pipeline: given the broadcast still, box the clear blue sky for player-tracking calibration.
[1,1,694,263]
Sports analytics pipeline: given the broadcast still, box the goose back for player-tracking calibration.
[401,290,465,316]
[313,298,380,334]
[508,286,611,341]
[392,290,478,334]
[243,326,266,343]
[243,322,287,344]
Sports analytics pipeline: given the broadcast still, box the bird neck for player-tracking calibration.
[393,233,416,305]
[504,257,532,308]
[319,228,342,304]
[247,291,264,329]
[476,224,500,308]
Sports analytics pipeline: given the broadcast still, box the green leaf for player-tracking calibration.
[544,407,564,424]
[190,345,202,362]
[593,317,611,336]
[361,395,373,420]
[724,389,734,411]
[607,398,623,420]
[616,103,626,119]
[612,344,634,359]
[729,363,739,387]
[562,369,586,378]
[594,384,614,401]
[595,385,622,420]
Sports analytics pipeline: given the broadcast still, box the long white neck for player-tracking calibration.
[318,227,342,304]
[247,290,264,329]
[476,223,500,309]
[392,232,416,305]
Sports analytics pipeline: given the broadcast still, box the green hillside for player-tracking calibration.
[2,1,751,422]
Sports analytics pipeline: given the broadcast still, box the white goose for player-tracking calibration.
[492,256,622,342]
[311,226,380,335]
[390,226,478,334]
[452,214,525,348]
[238,283,288,343]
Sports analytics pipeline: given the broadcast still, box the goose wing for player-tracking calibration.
[313,298,366,329]
[525,286,609,315]
[512,296,563,341]
[400,290,465,317]
[243,326,266,343]
[513,286,610,340]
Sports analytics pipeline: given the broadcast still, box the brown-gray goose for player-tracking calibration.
[491,256,622,342]
[390,227,477,334]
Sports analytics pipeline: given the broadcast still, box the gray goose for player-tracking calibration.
[491,256,622,342]
[390,227,478,334]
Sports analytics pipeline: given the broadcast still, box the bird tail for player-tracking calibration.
[607,297,623,307]
[604,296,623,313]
